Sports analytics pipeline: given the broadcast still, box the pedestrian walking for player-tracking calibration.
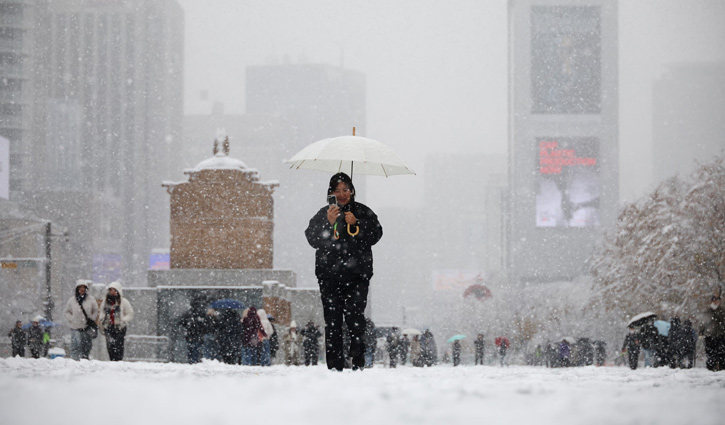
[26,316,45,358]
[452,339,462,366]
[240,306,265,365]
[305,172,383,371]
[257,309,275,366]
[474,334,485,365]
[420,329,438,367]
[178,297,212,364]
[8,320,27,358]
[410,335,422,367]
[283,321,302,366]
[63,280,99,360]
[622,326,641,370]
[386,329,400,368]
[363,318,377,368]
[699,294,725,371]
[301,321,322,366]
[98,281,134,361]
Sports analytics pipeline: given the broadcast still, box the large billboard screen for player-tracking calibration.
[536,138,600,227]
[531,6,601,114]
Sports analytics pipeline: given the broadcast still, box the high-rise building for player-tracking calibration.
[653,62,725,183]
[0,0,35,195]
[508,0,619,283]
[20,0,184,287]
[245,63,366,286]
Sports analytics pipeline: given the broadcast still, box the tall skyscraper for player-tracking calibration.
[21,0,184,287]
[508,0,619,283]
[0,0,35,195]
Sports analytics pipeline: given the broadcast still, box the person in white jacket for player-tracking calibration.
[64,280,99,360]
[98,281,134,361]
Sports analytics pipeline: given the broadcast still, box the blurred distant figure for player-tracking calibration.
[594,340,607,366]
[639,319,659,367]
[240,306,265,365]
[8,320,26,358]
[399,335,410,365]
[27,316,45,359]
[474,334,485,365]
[63,280,99,360]
[452,340,462,366]
[301,321,322,366]
[420,329,438,367]
[700,294,725,371]
[257,309,275,366]
[558,339,571,367]
[217,309,244,365]
[386,329,400,368]
[283,321,302,366]
[268,315,279,362]
[497,337,510,367]
[363,318,377,368]
[622,326,641,370]
[410,335,422,367]
[98,282,134,361]
[178,297,212,364]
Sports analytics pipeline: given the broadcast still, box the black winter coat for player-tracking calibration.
[305,201,383,282]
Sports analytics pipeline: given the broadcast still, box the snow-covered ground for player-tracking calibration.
[1,358,723,425]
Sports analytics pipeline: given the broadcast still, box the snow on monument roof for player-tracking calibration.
[192,153,249,171]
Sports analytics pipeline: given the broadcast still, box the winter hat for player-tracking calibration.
[289,320,297,329]
[327,172,356,201]
[32,315,44,323]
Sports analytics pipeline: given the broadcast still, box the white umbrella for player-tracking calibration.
[401,328,422,336]
[286,134,416,179]
[627,311,657,327]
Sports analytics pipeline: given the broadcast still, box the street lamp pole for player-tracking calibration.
[44,221,54,321]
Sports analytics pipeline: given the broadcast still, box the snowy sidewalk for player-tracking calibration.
[1,358,723,425]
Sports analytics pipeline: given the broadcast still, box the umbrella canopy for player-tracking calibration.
[463,284,493,301]
[22,320,58,329]
[286,135,416,179]
[447,334,466,343]
[654,320,671,336]
[495,337,510,347]
[402,328,422,336]
[627,311,657,327]
[209,299,245,310]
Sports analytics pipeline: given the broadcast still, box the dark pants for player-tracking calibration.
[12,346,25,358]
[319,279,369,371]
[628,348,640,370]
[475,350,484,365]
[187,339,203,364]
[705,336,725,371]
[304,342,319,366]
[105,326,127,361]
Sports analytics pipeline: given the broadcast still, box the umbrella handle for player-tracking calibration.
[347,223,359,236]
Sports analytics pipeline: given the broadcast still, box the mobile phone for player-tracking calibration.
[327,194,337,206]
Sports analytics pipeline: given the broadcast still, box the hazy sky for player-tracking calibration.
[178,0,725,207]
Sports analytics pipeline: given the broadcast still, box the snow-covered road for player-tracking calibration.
[1,358,723,425]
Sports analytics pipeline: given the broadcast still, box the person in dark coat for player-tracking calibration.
[452,340,462,366]
[363,318,377,368]
[268,315,279,361]
[386,329,400,368]
[305,172,383,371]
[8,321,27,358]
[558,339,570,367]
[639,320,659,367]
[27,316,45,359]
[399,335,410,365]
[474,334,485,365]
[216,309,244,365]
[300,321,322,366]
[420,329,438,367]
[668,317,688,368]
[683,319,697,368]
[622,326,641,369]
[594,340,607,366]
[699,295,725,371]
[178,297,212,364]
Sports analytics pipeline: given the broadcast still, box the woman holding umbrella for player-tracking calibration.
[305,172,383,371]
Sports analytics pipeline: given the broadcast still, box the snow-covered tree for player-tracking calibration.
[591,155,725,319]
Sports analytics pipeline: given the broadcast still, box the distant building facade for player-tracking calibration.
[508,0,619,283]
[652,62,725,183]
[17,0,184,288]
